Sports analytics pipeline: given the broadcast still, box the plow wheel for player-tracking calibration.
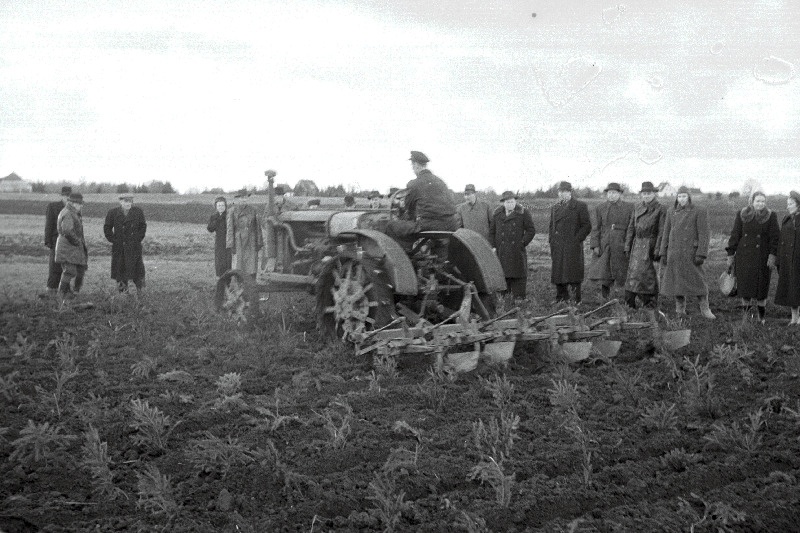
[215,270,260,326]
[317,258,394,341]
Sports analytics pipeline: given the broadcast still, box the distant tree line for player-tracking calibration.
[30,180,176,194]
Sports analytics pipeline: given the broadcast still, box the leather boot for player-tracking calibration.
[675,297,687,316]
[699,296,716,320]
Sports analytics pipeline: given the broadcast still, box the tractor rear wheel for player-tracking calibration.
[215,270,260,326]
[317,257,395,342]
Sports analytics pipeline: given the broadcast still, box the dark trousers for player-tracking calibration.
[625,290,657,309]
[504,277,527,299]
[59,263,86,293]
[47,247,63,289]
[555,283,582,304]
[117,278,145,292]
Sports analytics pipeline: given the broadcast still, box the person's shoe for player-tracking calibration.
[675,299,687,316]
[757,306,766,324]
[699,298,716,320]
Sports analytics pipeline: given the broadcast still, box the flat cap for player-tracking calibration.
[558,181,573,192]
[500,190,518,202]
[68,192,84,204]
[61,186,72,196]
[604,182,623,193]
[464,184,476,193]
[409,151,430,164]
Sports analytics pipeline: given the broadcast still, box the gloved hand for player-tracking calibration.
[592,247,600,258]
[726,255,734,267]
[767,254,776,269]
[694,255,705,266]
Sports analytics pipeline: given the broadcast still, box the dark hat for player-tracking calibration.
[500,191,518,202]
[677,185,690,195]
[60,186,72,196]
[604,182,623,193]
[639,181,658,193]
[409,151,430,164]
[368,190,382,199]
[213,196,227,205]
[234,188,251,198]
[558,181,573,192]
[274,185,285,196]
[68,192,83,204]
[118,194,133,201]
[789,190,800,206]
[464,184,476,193]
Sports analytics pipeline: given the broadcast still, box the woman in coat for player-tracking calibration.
[624,181,666,313]
[207,196,232,278]
[104,195,147,293]
[226,189,263,279]
[775,190,800,325]
[725,191,780,322]
[659,186,715,319]
[549,181,592,304]
[489,191,536,300]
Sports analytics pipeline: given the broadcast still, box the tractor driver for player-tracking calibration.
[386,151,458,248]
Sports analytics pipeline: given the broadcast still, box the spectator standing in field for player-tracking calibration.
[55,193,87,303]
[456,184,492,241]
[489,191,536,300]
[725,191,780,323]
[549,181,592,304]
[588,182,634,299]
[207,196,232,278]
[227,188,263,279]
[659,186,715,319]
[368,191,383,209]
[41,186,72,298]
[104,194,147,294]
[775,190,800,325]
[624,181,667,313]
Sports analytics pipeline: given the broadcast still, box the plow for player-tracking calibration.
[215,171,691,371]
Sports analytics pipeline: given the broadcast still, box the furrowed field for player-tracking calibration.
[1,194,799,532]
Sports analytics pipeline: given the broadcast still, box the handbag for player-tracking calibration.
[718,264,737,297]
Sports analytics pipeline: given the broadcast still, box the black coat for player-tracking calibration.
[489,205,536,279]
[207,212,232,276]
[549,198,592,284]
[404,169,456,221]
[104,206,147,282]
[726,209,779,300]
[775,212,800,307]
[44,200,65,248]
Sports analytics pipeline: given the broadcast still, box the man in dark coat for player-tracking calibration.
[207,196,232,278]
[775,190,800,325]
[41,186,72,298]
[588,182,634,299]
[725,191,780,322]
[387,151,457,249]
[624,182,666,312]
[489,191,536,299]
[104,195,147,294]
[549,181,592,304]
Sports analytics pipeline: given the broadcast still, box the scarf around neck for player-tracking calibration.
[740,205,771,224]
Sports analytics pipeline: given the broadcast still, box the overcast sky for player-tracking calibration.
[1,0,798,194]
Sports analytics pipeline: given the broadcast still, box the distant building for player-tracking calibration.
[657,182,676,196]
[0,172,33,193]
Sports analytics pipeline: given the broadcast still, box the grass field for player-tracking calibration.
[1,212,799,532]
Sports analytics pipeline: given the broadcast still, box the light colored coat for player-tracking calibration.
[55,203,87,266]
[456,200,492,241]
[226,204,263,275]
[659,199,710,297]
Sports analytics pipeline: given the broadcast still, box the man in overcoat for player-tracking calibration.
[55,193,87,302]
[489,191,536,300]
[588,182,634,299]
[207,196,232,278]
[549,181,592,304]
[104,194,147,294]
[227,188,263,279]
[42,186,72,297]
[659,186,715,319]
[624,182,667,312]
[456,184,493,241]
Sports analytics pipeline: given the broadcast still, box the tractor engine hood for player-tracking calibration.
[277,209,390,237]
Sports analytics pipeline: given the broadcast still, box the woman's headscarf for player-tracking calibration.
[740,191,770,224]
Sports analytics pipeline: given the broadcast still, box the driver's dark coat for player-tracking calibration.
[489,204,536,278]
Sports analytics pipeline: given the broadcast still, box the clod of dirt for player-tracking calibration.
[217,488,233,512]
[157,370,194,383]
